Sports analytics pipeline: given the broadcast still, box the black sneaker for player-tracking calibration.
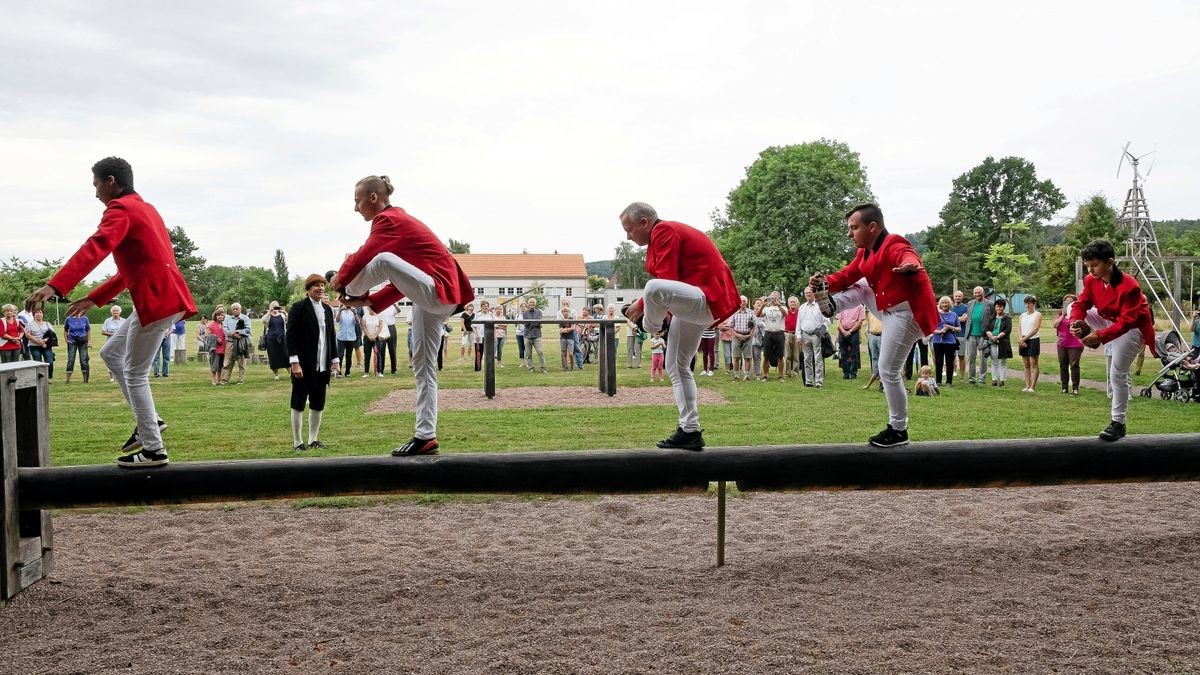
[307,440,328,449]
[1099,420,1126,442]
[812,280,837,318]
[392,437,439,456]
[656,427,705,451]
[868,425,909,448]
[294,443,308,452]
[117,449,169,469]
[120,419,169,454]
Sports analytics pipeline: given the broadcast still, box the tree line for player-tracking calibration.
[607,140,1200,307]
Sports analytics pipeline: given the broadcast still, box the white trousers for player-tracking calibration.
[643,279,712,433]
[834,280,925,431]
[344,252,457,439]
[100,310,184,452]
[1082,307,1142,424]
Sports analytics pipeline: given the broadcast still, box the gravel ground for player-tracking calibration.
[3,483,1199,674]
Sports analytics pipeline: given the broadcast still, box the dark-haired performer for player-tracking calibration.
[619,202,740,450]
[332,175,474,456]
[1068,239,1157,441]
[811,203,937,447]
[287,274,340,451]
[26,157,196,468]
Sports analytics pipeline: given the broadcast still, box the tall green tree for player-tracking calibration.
[587,274,609,292]
[710,139,873,296]
[168,226,206,292]
[271,249,291,305]
[984,240,1035,299]
[447,238,471,254]
[612,240,648,288]
[918,223,983,296]
[939,156,1067,252]
[1062,194,1120,251]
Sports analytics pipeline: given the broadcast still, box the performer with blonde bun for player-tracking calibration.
[333,176,474,456]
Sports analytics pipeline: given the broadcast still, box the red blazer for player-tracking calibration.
[48,193,197,325]
[640,220,740,325]
[0,318,21,351]
[825,232,938,336]
[1069,268,1157,355]
[337,206,474,313]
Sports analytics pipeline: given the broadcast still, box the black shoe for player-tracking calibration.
[812,280,837,318]
[392,437,439,456]
[1099,421,1126,442]
[307,440,328,450]
[294,443,308,452]
[120,419,169,454]
[117,449,169,468]
[868,425,909,448]
[656,427,705,451]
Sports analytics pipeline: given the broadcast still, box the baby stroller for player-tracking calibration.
[1140,330,1199,402]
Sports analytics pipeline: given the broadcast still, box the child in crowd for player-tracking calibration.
[913,365,939,396]
[648,331,666,382]
[986,298,1012,387]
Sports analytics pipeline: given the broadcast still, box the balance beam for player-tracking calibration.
[16,434,1200,510]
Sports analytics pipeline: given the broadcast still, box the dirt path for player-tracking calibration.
[4,484,1199,674]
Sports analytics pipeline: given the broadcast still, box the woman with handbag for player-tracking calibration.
[24,308,56,381]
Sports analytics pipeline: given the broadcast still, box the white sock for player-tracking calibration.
[308,409,323,444]
[291,409,303,446]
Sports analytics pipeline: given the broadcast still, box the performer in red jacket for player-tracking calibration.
[26,157,196,468]
[1068,239,1157,441]
[812,203,936,448]
[333,175,474,456]
[620,202,740,450]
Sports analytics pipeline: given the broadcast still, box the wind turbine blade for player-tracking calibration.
[1145,152,1157,179]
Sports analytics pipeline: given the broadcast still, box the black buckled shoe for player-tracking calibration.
[307,440,329,450]
[1099,420,1126,442]
[656,427,705,451]
[868,424,909,448]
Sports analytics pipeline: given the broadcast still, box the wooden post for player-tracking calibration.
[606,323,617,396]
[597,323,607,395]
[716,480,726,567]
[0,362,53,604]
[483,323,496,399]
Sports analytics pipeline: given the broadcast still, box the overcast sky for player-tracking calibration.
[3,1,1198,283]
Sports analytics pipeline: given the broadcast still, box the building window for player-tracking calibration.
[516,287,524,295]
[565,288,573,297]
[474,287,485,296]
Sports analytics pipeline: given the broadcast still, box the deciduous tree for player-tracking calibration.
[710,140,873,297]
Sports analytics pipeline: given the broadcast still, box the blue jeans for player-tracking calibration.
[29,345,55,378]
[153,336,171,376]
[66,341,90,376]
[572,332,583,368]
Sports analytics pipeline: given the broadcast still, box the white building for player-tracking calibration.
[453,253,589,314]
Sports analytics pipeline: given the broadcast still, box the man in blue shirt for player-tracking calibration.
[64,313,91,383]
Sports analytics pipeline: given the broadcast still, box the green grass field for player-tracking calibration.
[37,320,1198,468]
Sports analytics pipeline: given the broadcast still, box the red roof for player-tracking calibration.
[453,254,587,279]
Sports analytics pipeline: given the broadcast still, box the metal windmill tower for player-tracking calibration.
[1116,142,1184,332]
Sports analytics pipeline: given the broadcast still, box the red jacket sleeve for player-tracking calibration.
[49,204,132,296]
[825,253,864,294]
[368,286,405,312]
[1095,284,1147,344]
[89,272,127,305]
